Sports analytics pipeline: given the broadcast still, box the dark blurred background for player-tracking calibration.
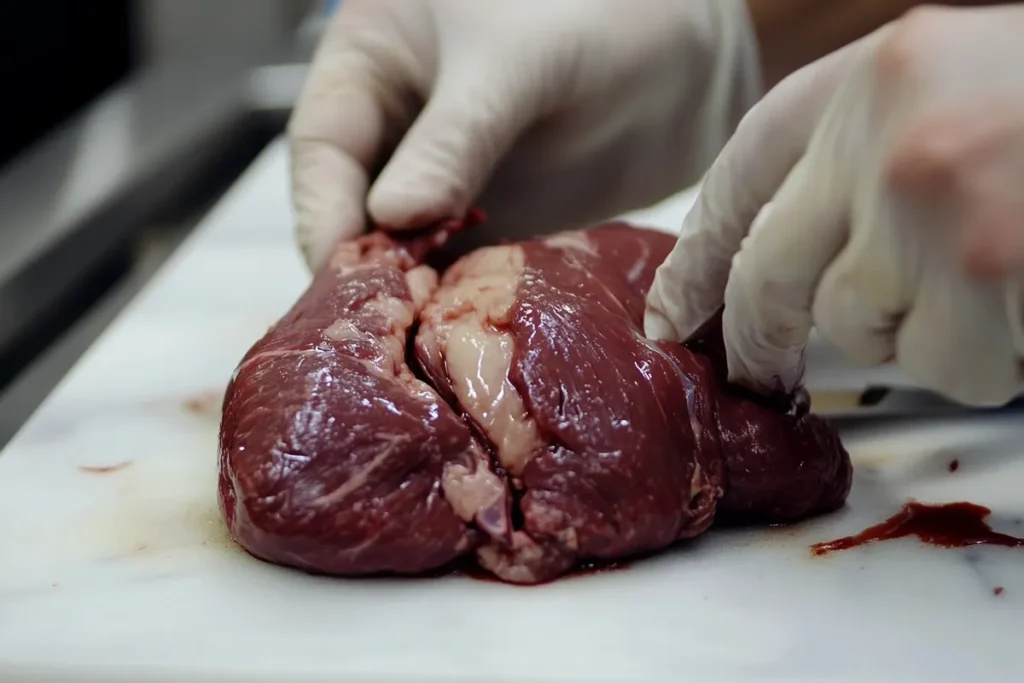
[0,2,136,168]
[0,0,325,444]
[0,1,323,170]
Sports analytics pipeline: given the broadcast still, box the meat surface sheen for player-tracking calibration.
[218,233,504,575]
[219,222,853,584]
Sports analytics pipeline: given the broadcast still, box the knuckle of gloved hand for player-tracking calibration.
[368,122,475,225]
[883,115,973,198]
[873,6,956,90]
[960,211,1024,280]
[876,10,975,200]
[372,162,468,224]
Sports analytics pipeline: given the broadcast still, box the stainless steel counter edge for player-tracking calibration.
[0,50,311,443]
[0,51,309,364]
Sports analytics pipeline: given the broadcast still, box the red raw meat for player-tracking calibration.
[218,219,852,584]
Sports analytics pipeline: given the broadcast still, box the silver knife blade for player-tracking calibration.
[811,386,1024,422]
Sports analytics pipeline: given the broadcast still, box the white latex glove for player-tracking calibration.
[646,5,1024,407]
[289,0,761,271]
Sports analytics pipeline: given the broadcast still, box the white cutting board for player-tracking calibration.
[2,138,1023,683]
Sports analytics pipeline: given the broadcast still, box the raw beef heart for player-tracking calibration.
[218,221,852,584]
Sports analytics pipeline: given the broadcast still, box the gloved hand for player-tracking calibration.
[645,5,1024,407]
[288,0,762,271]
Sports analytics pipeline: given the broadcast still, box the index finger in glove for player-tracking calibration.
[288,1,422,272]
[720,51,899,396]
[645,36,871,345]
[722,138,852,396]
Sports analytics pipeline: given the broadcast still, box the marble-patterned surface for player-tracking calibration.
[1,137,1023,682]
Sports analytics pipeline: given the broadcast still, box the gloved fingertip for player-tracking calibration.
[644,260,714,343]
[292,191,366,272]
[725,359,802,399]
[367,169,470,232]
[295,216,361,274]
[292,182,366,272]
[368,63,538,232]
[721,290,806,399]
[642,304,682,342]
[290,140,370,272]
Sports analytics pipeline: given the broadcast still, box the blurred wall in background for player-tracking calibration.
[0,2,135,168]
[0,0,317,170]
[137,0,315,65]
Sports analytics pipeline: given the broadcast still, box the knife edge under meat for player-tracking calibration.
[810,385,1024,422]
